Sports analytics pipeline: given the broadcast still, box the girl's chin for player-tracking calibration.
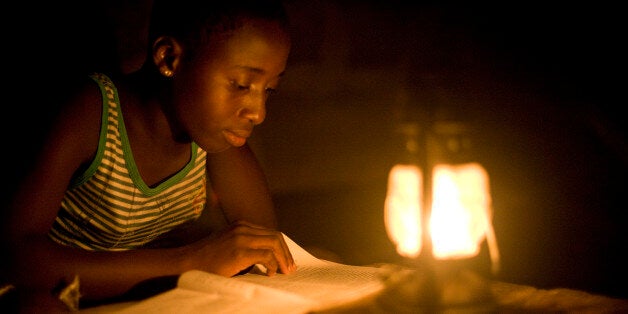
[195,135,235,154]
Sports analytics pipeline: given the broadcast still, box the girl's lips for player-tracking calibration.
[223,130,247,147]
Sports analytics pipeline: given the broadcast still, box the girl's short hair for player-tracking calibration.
[147,0,289,55]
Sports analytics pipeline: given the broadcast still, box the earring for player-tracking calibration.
[162,69,173,77]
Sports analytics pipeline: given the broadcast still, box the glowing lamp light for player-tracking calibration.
[384,164,423,258]
[384,161,500,273]
[430,163,492,260]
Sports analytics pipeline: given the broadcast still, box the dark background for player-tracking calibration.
[5,0,626,299]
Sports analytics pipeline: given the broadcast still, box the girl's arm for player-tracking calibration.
[205,144,278,229]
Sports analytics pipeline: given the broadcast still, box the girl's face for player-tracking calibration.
[172,18,291,153]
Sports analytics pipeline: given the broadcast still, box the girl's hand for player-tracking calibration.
[186,220,296,277]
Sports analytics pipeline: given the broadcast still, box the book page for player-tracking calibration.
[108,270,315,314]
[239,261,387,311]
[235,233,389,311]
[280,232,328,266]
[84,233,388,313]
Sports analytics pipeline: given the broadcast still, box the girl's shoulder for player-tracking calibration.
[45,75,105,165]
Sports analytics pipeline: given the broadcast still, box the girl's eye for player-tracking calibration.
[230,81,250,91]
[229,80,277,95]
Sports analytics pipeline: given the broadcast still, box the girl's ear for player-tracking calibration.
[152,36,182,78]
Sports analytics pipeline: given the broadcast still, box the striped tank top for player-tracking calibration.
[48,73,207,251]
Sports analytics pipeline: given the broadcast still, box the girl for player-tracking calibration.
[2,0,295,309]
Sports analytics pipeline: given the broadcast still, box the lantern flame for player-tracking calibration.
[384,162,500,272]
[384,164,423,258]
[430,163,490,259]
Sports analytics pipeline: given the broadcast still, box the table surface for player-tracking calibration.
[80,268,628,313]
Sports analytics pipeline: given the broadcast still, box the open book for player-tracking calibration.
[103,234,391,313]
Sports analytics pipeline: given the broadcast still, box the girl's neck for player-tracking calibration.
[123,65,171,100]
[117,65,189,143]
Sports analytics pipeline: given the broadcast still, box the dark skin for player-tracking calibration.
[3,16,294,306]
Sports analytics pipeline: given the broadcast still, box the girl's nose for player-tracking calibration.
[239,93,267,125]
